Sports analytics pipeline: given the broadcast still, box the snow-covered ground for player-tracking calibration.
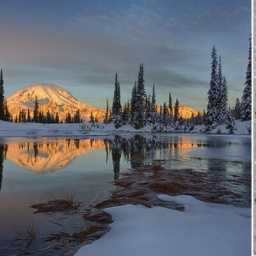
[0,120,251,137]
[75,194,251,256]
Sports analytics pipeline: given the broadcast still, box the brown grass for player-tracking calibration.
[14,223,38,248]
[31,195,80,213]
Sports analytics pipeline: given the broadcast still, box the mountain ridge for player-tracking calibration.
[7,83,199,122]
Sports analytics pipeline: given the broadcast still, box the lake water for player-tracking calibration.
[0,134,251,255]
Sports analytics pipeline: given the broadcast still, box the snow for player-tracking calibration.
[0,120,251,138]
[75,194,251,256]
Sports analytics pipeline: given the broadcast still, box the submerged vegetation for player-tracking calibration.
[14,223,38,248]
[31,195,80,213]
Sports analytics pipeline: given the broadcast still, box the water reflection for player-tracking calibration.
[1,135,251,195]
[0,145,7,191]
[6,139,105,173]
[0,134,250,256]
[4,136,209,174]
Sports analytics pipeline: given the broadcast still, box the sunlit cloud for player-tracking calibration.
[0,0,251,111]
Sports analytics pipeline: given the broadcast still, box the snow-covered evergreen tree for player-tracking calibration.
[151,84,157,124]
[232,98,241,120]
[0,70,5,120]
[219,75,228,124]
[104,99,109,124]
[130,80,137,125]
[226,108,236,134]
[111,73,122,128]
[133,64,146,129]
[241,35,251,121]
[174,98,179,122]
[145,94,152,124]
[122,102,129,125]
[168,92,173,121]
[163,102,168,126]
[158,105,163,124]
[206,46,219,125]
[216,56,225,124]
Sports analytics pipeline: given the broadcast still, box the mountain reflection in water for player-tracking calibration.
[3,136,208,174]
[5,139,106,173]
[0,135,213,190]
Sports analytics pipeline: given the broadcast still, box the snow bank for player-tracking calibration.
[75,195,251,256]
[0,120,251,137]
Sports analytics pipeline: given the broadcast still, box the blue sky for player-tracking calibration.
[0,0,251,111]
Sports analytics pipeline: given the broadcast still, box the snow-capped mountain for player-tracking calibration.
[7,83,199,123]
[7,83,105,122]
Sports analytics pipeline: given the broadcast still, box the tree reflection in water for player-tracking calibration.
[107,135,171,179]
[0,145,7,191]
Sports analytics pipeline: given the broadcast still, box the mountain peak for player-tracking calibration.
[7,83,105,122]
[8,83,78,105]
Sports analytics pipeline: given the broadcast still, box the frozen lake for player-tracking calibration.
[0,134,251,255]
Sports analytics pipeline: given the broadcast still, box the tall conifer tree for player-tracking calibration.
[151,84,157,124]
[130,80,137,125]
[206,46,219,125]
[33,97,39,123]
[168,92,173,118]
[134,63,146,129]
[241,35,251,121]
[174,98,179,122]
[104,99,109,123]
[0,70,5,120]
[111,73,122,128]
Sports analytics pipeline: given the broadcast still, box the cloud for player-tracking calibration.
[0,0,251,110]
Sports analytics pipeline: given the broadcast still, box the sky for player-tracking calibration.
[0,0,251,111]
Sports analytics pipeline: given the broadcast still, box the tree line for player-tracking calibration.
[106,35,251,132]
[0,35,251,130]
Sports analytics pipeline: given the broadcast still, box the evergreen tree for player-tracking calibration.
[241,35,251,121]
[104,99,109,124]
[168,92,173,119]
[89,111,95,124]
[206,46,218,125]
[133,63,146,129]
[66,112,72,123]
[39,110,45,123]
[145,94,150,124]
[21,110,26,122]
[122,102,129,125]
[4,100,10,121]
[151,84,157,124]
[158,105,163,124]
[55,112,59,123]
[27,108,31,122]
[0,70,5,120]
[220,75,228,123]
[74,109,80,123]
[226,108,235,134]
[18,111,22,123]
[111,73,122,128]
[233,98,241,120]
[33,97,39,122]
[46,110,51,123]
[130,80,137,125]
[163,102,168,126]
[216,56,223,123]
[174,98,179,122]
